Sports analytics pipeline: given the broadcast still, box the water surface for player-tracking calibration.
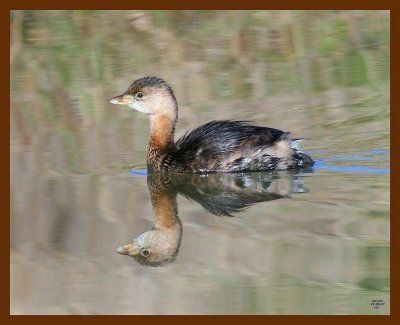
[10,10,390,314]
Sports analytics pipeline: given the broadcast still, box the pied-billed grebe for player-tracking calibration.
[110,76,314,173]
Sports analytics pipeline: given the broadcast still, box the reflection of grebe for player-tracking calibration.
[116,171,310,266]
[110,76,314,173]
[116,175,182,266]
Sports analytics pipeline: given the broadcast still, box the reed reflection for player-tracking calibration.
[116,170,312,266]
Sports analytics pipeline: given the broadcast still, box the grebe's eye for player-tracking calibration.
[136,92,144,99]
[140,249,150,257]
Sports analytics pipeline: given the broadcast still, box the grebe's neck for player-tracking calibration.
[149,114,176,150]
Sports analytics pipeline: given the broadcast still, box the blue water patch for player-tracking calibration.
[363,149,390,156]
[315,161,390,175]
[128,169,148,176]
[314,149,390,175]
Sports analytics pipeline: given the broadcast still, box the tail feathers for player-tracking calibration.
[290,138,303,151]
[290,138,314,166]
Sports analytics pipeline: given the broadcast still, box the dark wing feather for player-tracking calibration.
[175,120,285,154]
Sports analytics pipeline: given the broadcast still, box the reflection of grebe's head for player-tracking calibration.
[116,228,181,267]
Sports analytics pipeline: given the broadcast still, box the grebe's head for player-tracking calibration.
[110,76,177,118]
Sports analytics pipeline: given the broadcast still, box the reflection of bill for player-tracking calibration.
[116,170,312,267]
